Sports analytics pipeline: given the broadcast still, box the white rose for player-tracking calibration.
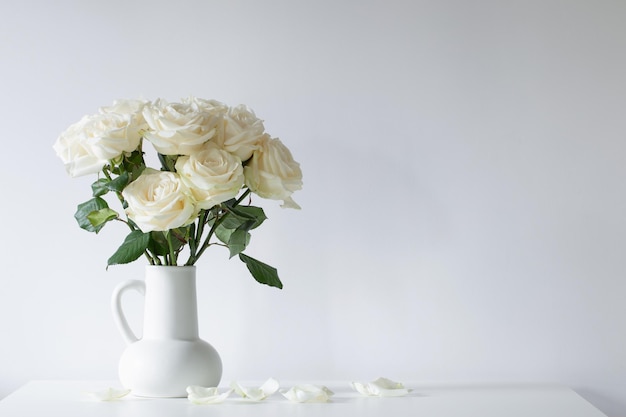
[54,108,144,177]
[175,143,245,209]
[53,115,108,177]
[93,99,148,160]
[83,112,143,161]
[213,104,265,161]
[142,98,219,156]
[122,169,197,232]
[244,135,303,209]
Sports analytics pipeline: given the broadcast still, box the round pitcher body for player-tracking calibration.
[119,338,221,397]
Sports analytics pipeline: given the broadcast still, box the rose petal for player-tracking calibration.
[351,381,371,396]
[85,387,131,401]
[372,377,404,390]
[230,378,280,401]
[230,382,263,401]
[282,384,334,403]
[351,378,411,397]
[259,378,280,397]
[186,386,232,404]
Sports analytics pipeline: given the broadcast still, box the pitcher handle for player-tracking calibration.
[111,279,145,345]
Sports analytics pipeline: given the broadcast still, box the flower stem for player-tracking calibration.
[191,210,209,258]
[166,231,177,265]
[186,210,220,265]
[184,188,251,265]
[235,188,252,206]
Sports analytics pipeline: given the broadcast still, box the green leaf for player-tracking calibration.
[227,228,251,258]
[87,208,118,228]
[219,213,248,230]
[74,197,109,233]
[232,206,267,229]
[158,153,178,172]
[148,229,187,256]
[108,172,130,193]
[170,227,190,250]
[220,205,267,231]
[215,223,234,245]
[91,179,110,197]
[91,172,130,197]
[221,198,237,208]
[107,230,150,266]
[122,150,146,180]
[148,231,170,256]
[239,254,283,289]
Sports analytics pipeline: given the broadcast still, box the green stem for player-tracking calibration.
[166,231,177,265]
[235,188,252,206]
[193,210,209,254]
[185,188,251,265]
[186,211,220,265]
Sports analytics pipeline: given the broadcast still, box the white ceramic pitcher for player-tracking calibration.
[111,265,222,397]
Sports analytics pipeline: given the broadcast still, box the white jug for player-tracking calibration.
[111,266,222,397]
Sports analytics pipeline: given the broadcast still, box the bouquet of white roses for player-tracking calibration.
[53,97,302,289]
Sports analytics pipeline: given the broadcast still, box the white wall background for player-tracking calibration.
[1,0,625,415]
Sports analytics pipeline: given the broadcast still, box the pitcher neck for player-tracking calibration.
[143,266,199,340]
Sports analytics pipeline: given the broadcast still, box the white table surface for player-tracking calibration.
[0,380,607,417]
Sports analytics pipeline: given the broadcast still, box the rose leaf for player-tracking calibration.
[75,197,110,233]
[87,208,119,230]
[227,228,250,258]
[107,230,150,266]
[239,254,283,289]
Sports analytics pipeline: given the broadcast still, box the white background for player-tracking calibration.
[1,0,625,415]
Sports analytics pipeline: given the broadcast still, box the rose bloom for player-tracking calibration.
[86,112,144,161]
[122,169,197,232]
[142,98,220,156]
[53,110,143,177]
[213,104,266,161]
[244,135,303,209]
[53,116,108,177]
[175,143,245,210]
